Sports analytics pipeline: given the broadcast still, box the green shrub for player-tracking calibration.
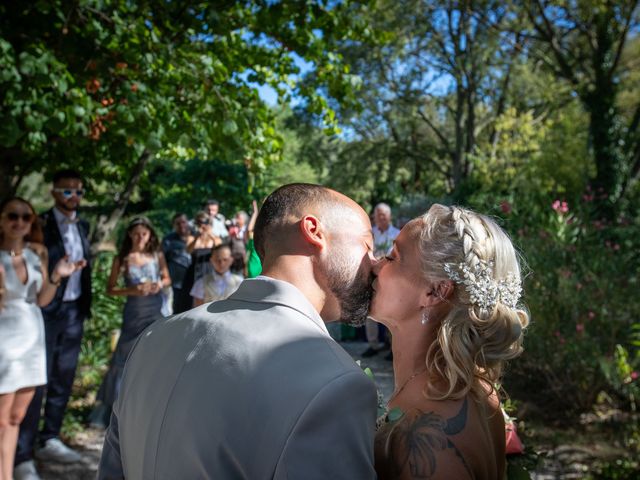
[476,192,640,416]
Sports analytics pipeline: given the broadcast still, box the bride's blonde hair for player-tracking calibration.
[416,204,529,400]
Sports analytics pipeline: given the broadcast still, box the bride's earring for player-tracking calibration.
[421,309,429,325]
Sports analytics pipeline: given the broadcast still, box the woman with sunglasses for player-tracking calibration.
[182,211,224,296]
[89,217,170,429]
[0,197,84,480]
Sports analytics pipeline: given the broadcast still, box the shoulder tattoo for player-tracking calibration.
[389,398,473,478]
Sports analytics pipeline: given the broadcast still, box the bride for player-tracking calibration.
[370,204,529,479]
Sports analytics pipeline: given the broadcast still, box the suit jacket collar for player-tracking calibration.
[229,276,330,337]
[42,208,64,246]
[42,208,90,259]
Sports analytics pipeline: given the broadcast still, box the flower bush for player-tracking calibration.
[471,191,640,416]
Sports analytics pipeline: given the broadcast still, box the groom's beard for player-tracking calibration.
[325,252,372,327]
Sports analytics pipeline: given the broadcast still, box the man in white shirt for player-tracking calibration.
[15,170,91,480]
[204,199,229,240]
[362,202,400,358]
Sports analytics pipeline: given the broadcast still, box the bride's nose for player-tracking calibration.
[372,257,385,275]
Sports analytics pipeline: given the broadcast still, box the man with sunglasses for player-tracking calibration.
[14,169,92,480]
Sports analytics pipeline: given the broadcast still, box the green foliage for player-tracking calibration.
[0,0,375,232]
[471,191,640,415]
[74,252,123,407]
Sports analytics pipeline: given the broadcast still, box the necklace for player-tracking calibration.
[0,247,23,257]
[388,368,428,404]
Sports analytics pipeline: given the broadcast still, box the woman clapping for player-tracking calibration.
[0,197,84,480]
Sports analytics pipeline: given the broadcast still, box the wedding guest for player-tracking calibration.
[245,200,262,278]
[162,213,194,314]
[228,210,249,274]
[0,197,84,480]
[89,217,170,429]
[190,244,243,306]
[372,204,529,479]
[184,211,222,296]
[15,170,92,480]
[203,199,229,241]
[362,202,400,359]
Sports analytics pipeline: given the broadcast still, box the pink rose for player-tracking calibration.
[500,201,512,215]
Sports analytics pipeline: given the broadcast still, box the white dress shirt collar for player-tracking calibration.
[53,206,77,224]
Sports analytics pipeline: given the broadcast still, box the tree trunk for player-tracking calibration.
[0,154,23,202]
[582,16,621,219]
[89,149,152,255]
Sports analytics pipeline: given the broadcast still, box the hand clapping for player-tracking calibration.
[53,255,87,281]
[135,281,161,296]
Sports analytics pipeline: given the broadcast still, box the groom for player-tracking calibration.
[98,184,378,479]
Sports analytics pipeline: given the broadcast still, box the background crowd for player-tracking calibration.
[1,169,415,480]
[0,170,264,480]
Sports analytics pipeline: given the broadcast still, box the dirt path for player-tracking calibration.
[38,429,103,480]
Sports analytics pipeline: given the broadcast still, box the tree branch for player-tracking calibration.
[608,0,638,80]
[416,108,452,155]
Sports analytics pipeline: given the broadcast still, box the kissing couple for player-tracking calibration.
[98,183,528,480]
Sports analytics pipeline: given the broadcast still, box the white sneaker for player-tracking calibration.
[35,437,82,463]
[13,460,42,480]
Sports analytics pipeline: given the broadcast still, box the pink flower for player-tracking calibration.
[576,282,583,291]
[583,194,594,202]
[552,200,569,214]
[559,269,572,279]
[576,323,584,333]
[588,311,596,320]
[500,201,512,215]
[631,371,639,380]
[613,243,620,251]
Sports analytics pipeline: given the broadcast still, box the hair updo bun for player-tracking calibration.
[416,204,529,400]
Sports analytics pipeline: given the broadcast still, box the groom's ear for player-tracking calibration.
[299,215,326,251]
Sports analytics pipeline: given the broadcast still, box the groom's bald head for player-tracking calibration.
[254,183,374,325]
[253,183,361,261]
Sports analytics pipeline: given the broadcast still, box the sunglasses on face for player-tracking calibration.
[4,212,34,223]
[197,220,210,226]
[53,188,84,198]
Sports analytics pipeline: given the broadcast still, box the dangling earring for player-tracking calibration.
[421,309,429,325]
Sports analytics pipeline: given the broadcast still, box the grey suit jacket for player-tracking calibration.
[98,277,377,479]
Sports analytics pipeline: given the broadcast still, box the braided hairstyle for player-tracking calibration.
[417,204,529,400]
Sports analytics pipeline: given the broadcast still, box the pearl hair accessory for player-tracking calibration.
[443,260,522,310]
